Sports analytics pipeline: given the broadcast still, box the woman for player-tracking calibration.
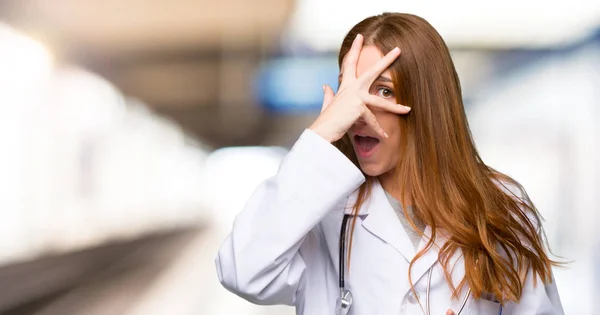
[216,13,564,315]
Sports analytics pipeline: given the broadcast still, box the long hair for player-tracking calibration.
[334,12,560,303]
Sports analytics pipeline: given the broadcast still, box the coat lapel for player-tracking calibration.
[410,228,467,298]
[344,180,416,263]
[343,181,457,296]
[409,225,446,284]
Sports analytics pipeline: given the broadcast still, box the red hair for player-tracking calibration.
[334,12,561,303]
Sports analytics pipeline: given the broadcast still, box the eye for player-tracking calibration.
[376,87,395,99]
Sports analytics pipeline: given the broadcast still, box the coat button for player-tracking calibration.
[407,291,420,304]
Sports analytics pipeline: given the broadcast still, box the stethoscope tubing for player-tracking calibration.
[426,266,471,315]
[339,214,350,290]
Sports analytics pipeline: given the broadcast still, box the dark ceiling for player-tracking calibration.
[0,0,297,147]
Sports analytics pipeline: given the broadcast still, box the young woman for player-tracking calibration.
[216,13,563,315]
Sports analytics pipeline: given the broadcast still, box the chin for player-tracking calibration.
[358,162,386,177]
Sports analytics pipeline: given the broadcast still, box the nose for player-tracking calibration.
[349,119,367,135]
[353,117,367,127]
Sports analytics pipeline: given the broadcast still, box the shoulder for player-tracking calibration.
[491,174,543,234]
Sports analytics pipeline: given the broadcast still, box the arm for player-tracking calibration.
[215,129,365,305]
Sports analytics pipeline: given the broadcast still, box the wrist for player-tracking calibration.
[308,125,336,143]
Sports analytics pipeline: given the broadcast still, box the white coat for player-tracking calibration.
[215,129,564,315]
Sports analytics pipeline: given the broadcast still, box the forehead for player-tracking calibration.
[356,45,382,72]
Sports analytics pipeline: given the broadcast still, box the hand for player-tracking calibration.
[308,33,411,143]
[446,309,455,315]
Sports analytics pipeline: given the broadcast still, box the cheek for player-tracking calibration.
[374,111,401,136]
[376,113,401,163]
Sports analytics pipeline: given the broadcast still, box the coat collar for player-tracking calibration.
[343,179,449,284]
[343,180,416,263]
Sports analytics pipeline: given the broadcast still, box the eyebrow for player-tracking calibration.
[374,75,393,83]
[337,74,393,83]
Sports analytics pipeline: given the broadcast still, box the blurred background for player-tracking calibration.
[0,0,598,314]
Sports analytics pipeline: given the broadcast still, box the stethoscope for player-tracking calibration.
[336,214,474,315]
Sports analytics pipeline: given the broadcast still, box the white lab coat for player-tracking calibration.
[215,129,564,315]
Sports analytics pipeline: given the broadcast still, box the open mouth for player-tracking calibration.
[353,134,380,157]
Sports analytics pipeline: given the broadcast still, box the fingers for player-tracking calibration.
[361,94,411,114]
[321,84,335,113]
[340,34,364,84]
[446,309,456,315]
[359,47,401,86]
[361,108,388,139]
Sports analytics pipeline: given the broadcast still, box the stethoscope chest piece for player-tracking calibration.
[335,289,353,315]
